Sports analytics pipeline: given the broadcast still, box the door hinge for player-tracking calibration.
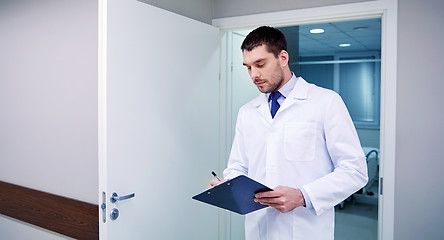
[379,177,383,195]
[101,191,106,223]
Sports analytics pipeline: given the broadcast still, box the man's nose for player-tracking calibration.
[250,68,260,80]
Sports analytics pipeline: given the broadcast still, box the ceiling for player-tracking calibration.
[235,18,381,57]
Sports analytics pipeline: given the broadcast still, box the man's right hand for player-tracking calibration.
[207,178,223,188]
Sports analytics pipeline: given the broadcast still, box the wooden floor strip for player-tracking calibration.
[0,181,98,240]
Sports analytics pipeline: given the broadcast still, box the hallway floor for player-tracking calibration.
[335,182,379,240]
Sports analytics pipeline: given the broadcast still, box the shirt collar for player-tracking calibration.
[266,73,298,100]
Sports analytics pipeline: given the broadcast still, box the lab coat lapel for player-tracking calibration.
[252,94,273,124]
[279,77,309,113]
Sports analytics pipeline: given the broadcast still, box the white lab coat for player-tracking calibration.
[223,77,368,240]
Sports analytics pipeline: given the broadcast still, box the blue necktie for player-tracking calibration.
[270,91,282,118]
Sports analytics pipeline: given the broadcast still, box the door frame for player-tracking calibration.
[213,0,397,239]
[98,0,108,239]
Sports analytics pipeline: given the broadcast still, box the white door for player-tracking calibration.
[98,0,220,239]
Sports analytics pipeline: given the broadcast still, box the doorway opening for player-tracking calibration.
[223,17,381,240]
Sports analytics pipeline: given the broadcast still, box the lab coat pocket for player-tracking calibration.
[284,123,317,162]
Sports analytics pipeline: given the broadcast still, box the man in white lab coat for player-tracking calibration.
[209,26,368,240]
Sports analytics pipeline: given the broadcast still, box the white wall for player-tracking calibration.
[0,0,97,238]
[0,214,73,240]
[138,0,213,24]
[395,0,444,239]
[0,0,98,204]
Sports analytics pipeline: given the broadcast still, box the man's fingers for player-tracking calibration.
[255,190,281,199]
[254,186,304,213]
[255,195,285,205]
[207,178,223,188]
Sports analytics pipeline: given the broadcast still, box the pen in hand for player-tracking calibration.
[211,171,221,181]
[208,171,224,188]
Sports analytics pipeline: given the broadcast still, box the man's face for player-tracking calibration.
[242,45,285,93]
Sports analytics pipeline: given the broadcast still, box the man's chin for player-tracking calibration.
[257,86,271,93]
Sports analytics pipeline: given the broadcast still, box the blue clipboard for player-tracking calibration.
[192,175,273,215]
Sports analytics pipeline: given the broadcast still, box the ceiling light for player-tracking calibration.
[339,43,351,47]
[310,28,324,34]
[353,26,368,31]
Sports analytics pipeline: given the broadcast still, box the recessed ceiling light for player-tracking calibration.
[310,28,325,34]
[339,43,351,47]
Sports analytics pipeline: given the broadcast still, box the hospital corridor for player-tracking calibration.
[1,0,443,239]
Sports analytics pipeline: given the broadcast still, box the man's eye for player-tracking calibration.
[257,63,265,67]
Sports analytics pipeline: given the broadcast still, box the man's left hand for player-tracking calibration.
[254,186,306,213]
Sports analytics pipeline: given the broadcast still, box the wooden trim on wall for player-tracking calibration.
[0,181,98,240]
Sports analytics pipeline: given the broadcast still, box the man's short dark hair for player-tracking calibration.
[241,26,287,57]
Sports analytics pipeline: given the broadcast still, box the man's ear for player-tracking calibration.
[279,50,289,67]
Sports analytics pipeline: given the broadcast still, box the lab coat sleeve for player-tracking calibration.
[223,109,249,180]
[302,93,368,216]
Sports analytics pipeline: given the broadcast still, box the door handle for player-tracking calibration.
[110,192,135,203]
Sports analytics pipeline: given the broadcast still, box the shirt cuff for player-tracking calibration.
[299,187,313,210]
